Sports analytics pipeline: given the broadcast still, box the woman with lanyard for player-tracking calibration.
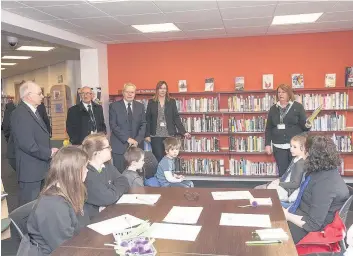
[265,84,311,176]
[145,81,190,162]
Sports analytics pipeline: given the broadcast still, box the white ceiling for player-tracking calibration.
[1,0,353,44]
[1,31,80,78]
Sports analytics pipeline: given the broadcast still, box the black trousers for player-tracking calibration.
[273,147,292,177]
[112,153,126,173]
[151,137,167,162]
[18,180,44,206]
[288,221,308,244]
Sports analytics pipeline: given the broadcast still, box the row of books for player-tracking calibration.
[181,116,224,132]
[229,136,265,152]
[310,113,346,131]
[331,134,353,152]
[176,158,225,175]
[175,97,219,112]
[228,94,276,112]
[229,159,278,176]
[229,116,267,132]
[181,137,220,152]
[295,92,349,110]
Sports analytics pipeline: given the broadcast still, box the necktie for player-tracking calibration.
[127,103,133,132]
[87,105,97,132]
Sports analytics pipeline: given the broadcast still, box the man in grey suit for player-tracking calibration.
[10,81,58,206]
[109,83,146,173]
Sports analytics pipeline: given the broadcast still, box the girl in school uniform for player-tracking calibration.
[17,146,90,256]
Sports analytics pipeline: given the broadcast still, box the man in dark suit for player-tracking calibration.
[109,83,146,173]
[66,86,106,145]
[10,81,58,206]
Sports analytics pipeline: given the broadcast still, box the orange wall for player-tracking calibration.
[108,30,353,94]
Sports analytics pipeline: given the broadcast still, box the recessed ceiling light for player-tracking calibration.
[1,68,5,70]
[272,13,323,25]
[16,46,55,52]
[2,56,32,60]
[132,23,180,33]
[1,63,17,66]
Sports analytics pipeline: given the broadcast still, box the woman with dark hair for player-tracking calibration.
[284,136,349,244]
[265,84,311,176]
[145,81,190,162]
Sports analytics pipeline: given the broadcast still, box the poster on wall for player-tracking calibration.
[76,86,102,105]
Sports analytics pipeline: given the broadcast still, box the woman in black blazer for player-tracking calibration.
[145,81,190,162]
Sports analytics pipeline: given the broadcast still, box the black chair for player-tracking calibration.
[9,200,37,238]
[142,151,158,179]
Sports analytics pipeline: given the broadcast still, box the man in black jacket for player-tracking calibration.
[66,86,106,145]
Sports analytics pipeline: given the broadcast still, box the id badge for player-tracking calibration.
[277,124,286,130]
[160,122,166,127]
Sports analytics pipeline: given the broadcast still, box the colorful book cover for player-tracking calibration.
[205,78,214,91]
[178,80,187,92]
[262,74,273,89]
[325,73,336,88]
[235,77,244,91]
[345,67,353,87]
[292,74,304,88]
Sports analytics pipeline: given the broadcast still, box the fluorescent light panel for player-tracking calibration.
[16,46,55,52]
[2,56,32,60]
[1,68,5,70]
[1,63,17,66]
[132,23,180,33]
[272,13,323,25]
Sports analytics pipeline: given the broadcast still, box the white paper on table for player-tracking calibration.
[220,213,271,228]
[212,191,254,200]
[116,194,161,205]
[252,198,272,206]
[87,214,145,235]
[149,223,202,241]
[255,228,289,241]
[163,206,203,224]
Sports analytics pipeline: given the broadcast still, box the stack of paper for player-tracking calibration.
[212,191,254,200]
[148,223,202,241]
[255,228,289,241]
[116,194,161,205]
[220,213,271,228]
[163,206,203,224]
[252,198,272,206]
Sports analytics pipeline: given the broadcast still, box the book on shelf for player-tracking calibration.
[331,134,352,153]
[311,113,346,131]
[262,74,273,90]
[295,92,349,110]
[228,116,266,132]
[176,158,225,175]
[182,136,220,152]
[181,116,223,132]
[235,77,244,91]
[175,97,219,112]
[204,78,214,92]
[228,94,276,112]
[346,67,353,87]
[229,159,278,176]
[229,136,265,152]
[292,74,304,88]
[325,74,336,88]
[178,80,187,92]
[339,159,345,175]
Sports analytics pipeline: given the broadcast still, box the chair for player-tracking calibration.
[9,200,37,238]
[143,151,158,180]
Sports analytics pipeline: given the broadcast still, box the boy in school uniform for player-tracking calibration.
[155,137,194,188]
[122,147,145,188]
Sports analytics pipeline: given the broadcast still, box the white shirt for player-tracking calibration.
[82,102,92,112]
[23,101,37,114]
[124,100,133,112]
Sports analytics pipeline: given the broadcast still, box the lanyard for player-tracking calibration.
[279,103,293,124]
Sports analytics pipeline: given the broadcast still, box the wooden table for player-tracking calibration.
[54,187,298,256]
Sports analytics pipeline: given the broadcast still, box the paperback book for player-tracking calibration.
[292,74,304,88]
[346,67,353,87]
[178,80,187,92]
[262,74,273,89]
[205,78,214,91]
[325,73,336,88]
[235,77,244,91]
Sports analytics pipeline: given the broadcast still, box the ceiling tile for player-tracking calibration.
[164,9,222,23]
[67,17,129,34]
[154,1,218,12]
[223,17,273,28]
[105,33,149,41]
[5,7,58,20]
[86,35,114,42]
[332,1,353,12]
[1,1,27,9]
[90,1,161,16]
[19,1,84,7]
[146,31,186,39]
[36,3,107,19]
[220,4,276,20]
[115,13,167,26]
[176,19,223,31]
[39,19,82,31]
[275,1,337,16]
[184,28,226,37]
[217,1,278,9]
[319,10,353,22]
[227,26,268,34]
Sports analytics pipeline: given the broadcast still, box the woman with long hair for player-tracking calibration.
[265,84,311,176]
[145,81,190,162]
[19,146,89,255]
[284,136,349,244]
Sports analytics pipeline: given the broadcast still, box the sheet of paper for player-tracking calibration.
[163,206,203,224]
[255,228,289,241]
[87,214,145,235]
[220,213,271,228]
[116,194,161,205]
[148,223,202,241]
[212,191,254,200]
[252,198,272,206]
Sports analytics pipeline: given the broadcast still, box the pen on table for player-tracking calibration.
[246,240,283,245]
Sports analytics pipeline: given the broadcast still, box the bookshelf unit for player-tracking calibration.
[109,87,353,181]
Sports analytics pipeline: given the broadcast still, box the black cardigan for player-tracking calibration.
[265,101,310,146]
[145,98,186,137]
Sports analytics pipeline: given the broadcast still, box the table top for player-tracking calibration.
[55,187,298,256]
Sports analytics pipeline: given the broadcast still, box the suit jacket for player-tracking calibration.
[10,101,51,182]
[109,100,146,154]
[145,98,186,137]
[66,101,106,145]
[37,103,51,136]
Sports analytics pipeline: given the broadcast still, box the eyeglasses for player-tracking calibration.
[101,145,111,151]
[29,91,43,96]
[80,92,92,96]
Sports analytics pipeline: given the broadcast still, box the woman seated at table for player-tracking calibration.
[82,133,130,219]
[18,146,90,256]
[283,135,349,244]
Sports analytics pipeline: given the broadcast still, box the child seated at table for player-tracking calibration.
[155,137,194,188]
[123,147,145,188]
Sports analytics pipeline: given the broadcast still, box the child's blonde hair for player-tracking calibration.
[163,137,181,152]
[291,133,308,151]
